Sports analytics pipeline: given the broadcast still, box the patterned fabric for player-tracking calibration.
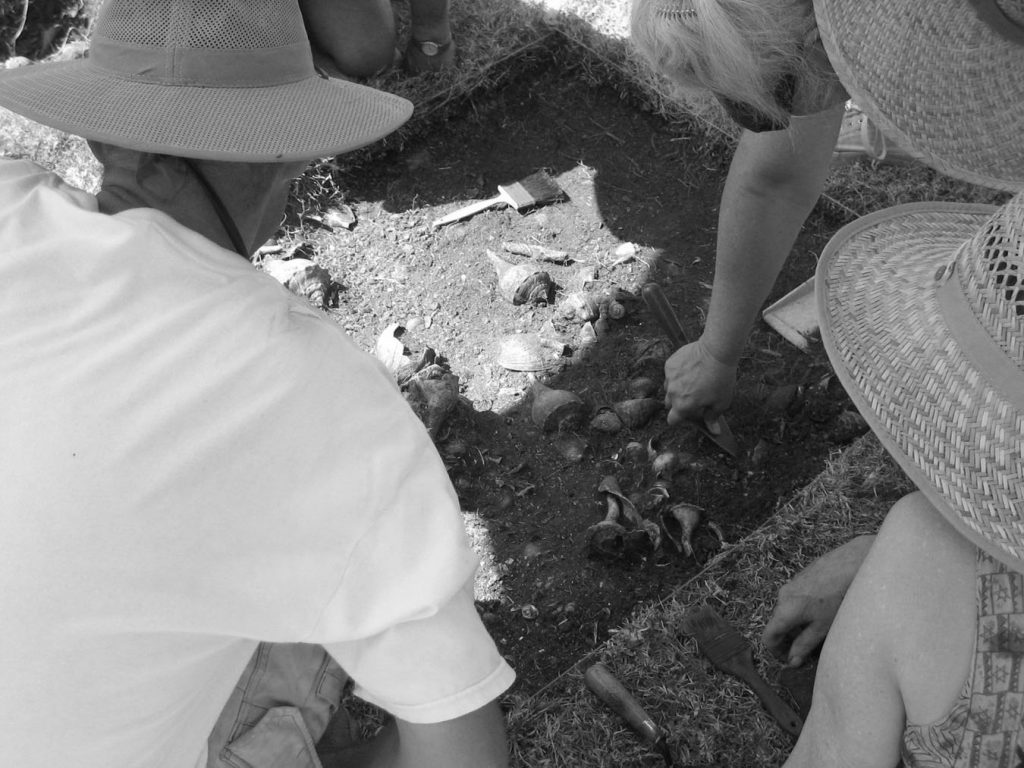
[902,551,1024,767]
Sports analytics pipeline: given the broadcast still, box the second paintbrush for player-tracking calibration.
[680,603,804,737]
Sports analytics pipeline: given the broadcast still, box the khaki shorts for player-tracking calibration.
[206,643,360,768]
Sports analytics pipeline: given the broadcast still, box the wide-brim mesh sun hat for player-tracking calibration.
[812,0,1024,192]
[0,0,413,162]
[817,195,1024,567]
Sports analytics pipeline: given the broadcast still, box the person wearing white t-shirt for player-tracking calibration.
[0,2,514,767]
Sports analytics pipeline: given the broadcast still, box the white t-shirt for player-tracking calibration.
[0,159,514,767]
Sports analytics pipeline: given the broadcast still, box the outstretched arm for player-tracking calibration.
[665,104,843,425]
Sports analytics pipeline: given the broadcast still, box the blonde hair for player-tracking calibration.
[630,0,830,126]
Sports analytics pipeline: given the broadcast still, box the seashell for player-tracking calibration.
[628,376,659,399]
[598,475,643,528]
[264,258,334,307]
[531,379,585,432]
[622,525,658,558]
[587,520,626,559]
[588,475,627,559]
[613,397,662,429]
[603,300,626,320]
[624,441,647,463]
[643,479,672,512]
[579,322,598,348]
[497,333,570,372]
[589,407,623,434]
[556,291,602,323]
[403,373,460,439]
[749,438,770,469]
[322,204,356,230]
[553,434,588,463]
[660,502,704,556]
[487,250,553,305]
[394,348,436,387]
[374,323,408,374]
[652,450,682,479]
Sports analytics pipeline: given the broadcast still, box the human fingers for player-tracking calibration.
[784,623,829,668]
[761,601,806,660]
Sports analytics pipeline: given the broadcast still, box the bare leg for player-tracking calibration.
[299,0,396,79]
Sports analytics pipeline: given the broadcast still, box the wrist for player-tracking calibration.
[697,335,741,368]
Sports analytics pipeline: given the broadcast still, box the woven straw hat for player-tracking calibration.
[812,0,1024,192]
[0,0,413,161]
[817,195,1024,566]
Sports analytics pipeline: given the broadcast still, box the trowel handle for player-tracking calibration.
[584,663,665,745]
[641,283,688,349]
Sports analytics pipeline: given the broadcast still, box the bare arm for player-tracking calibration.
[321,700,508,768]
[665,105,843,425]
[761,534,875,667]
[784,493,975,767]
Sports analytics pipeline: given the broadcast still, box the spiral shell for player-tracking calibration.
[487,250,553,305]
[612,397,662,429]
[264,258,334,307]
[589,407,623,434]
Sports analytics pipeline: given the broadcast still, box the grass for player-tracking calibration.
[0,1,1009,765]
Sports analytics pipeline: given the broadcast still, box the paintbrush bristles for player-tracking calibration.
[681,606,752,664]
[498,171,565,210]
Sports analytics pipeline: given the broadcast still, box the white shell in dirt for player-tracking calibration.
[496,333,569,372]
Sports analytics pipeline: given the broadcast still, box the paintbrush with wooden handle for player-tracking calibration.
[680,604,804,737]
[431,170,565,227]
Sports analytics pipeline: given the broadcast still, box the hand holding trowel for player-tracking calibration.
[641,283,740,458]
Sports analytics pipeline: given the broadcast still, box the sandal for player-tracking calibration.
[833,106,916,166]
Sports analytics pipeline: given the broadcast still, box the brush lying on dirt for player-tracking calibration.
[431,170,565,227]
[680,604,804,738]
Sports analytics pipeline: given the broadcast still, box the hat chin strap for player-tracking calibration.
[181,158,250,258]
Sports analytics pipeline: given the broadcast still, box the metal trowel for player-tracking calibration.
[641,283,740,458]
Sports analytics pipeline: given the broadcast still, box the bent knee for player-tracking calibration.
[881,491,952,543]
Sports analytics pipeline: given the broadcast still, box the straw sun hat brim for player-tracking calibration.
[812,0,1024,192]
[817,201,1024,568]
[0,59,413,162]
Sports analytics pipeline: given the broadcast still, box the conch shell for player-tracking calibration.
[597,475,660,555]
[263,257,334,308]
[487,250,553,305]
[660,502,704,557]
[403,371,460,439]
[531,378,585,432]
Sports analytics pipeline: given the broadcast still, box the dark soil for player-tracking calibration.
[281,52,865,697]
